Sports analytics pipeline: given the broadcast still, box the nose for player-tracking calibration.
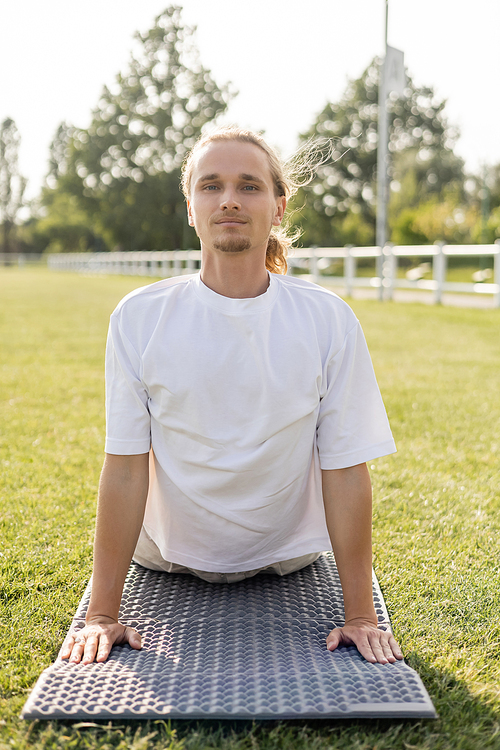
[220,187,241,211]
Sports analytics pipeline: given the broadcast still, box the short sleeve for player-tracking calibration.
[317,323,396,469]
[104,314,151,455]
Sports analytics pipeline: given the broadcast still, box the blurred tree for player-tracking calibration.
[44,5,232,252]
[0,117,27,256]
[289,58,465,246]
[444,164,500,244]
[471,163,500,243]
[493,166,500,211]
[482,207,500,243]
[391,192,480,245]
[25,193,99,254]
[26,122,100,254]
[46,122,75,185]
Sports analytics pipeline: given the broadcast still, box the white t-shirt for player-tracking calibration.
[105,272,396,572]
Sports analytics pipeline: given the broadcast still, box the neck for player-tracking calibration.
[199,245,270,299]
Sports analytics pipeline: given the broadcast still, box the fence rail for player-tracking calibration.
[0,253,44,266]
[47,242,500,307]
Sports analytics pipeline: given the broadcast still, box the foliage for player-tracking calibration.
[290,59,465,247]
[479,205,500,243]
[1,268,500,750]
[390,192,480,246]
[481,162,500,211]
[0,118,27,254]
[24,192,102,254]
[25,124,106,254]
[46,122,74,184]
[464,164,500,243]
[25,34,500,253]
[39,5,232,252]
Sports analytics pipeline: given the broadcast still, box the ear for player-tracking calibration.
[187,199,195,227]
[272,196,286,227]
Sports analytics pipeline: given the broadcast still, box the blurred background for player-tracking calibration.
[0,0,499,257]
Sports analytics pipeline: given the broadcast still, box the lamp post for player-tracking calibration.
[376,0,389,257]
[376,1,405,299]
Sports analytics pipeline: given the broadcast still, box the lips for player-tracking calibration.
[215,218,246,225]
[214,213,247,224]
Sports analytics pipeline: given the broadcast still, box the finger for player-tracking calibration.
[60,633,76,660]
[353,635,378,663]
[388,634,404,660]
[374,632,404,664]
[380,635,397,663]
[125,627,142,650]
[94,626,141,662]
[69,636,86,664]
[96,632,113,663]
[366,631,389,664]
[82,634,99,665]
[326,628,343,652]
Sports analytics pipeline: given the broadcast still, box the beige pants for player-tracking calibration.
[133,527,322,584]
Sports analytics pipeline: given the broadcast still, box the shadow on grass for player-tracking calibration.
[9,653,500,750]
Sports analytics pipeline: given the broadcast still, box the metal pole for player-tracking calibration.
[345,245,355,298]
[376,0,389,299]
[384,244,396,300]
[480,164,490,254]
[310,246,319,284]
[494,240,500,308]
[433,242,446,305]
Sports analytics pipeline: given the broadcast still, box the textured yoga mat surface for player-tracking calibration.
[22,553,436,720]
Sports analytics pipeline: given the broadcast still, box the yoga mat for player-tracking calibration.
[22,553,436,720]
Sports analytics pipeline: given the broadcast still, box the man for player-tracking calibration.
[61,127,403,666]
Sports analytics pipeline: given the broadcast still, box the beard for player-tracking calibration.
[213,234,252,254]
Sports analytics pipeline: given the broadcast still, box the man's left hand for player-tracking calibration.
[326,618,403,664]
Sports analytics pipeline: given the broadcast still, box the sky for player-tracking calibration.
[1,0,499,201]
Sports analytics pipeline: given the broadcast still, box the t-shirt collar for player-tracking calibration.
[193,271,279,314]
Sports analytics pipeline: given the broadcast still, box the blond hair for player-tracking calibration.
[181,127,298,274]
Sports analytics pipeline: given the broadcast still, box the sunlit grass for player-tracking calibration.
[1,268,500,750]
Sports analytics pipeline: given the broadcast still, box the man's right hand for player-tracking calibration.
[63,453,149,665]
[59,617,142,664]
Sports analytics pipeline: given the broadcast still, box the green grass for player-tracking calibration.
[1,268,500,750]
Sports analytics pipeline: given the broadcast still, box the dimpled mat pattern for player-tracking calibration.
[22,553,436,720]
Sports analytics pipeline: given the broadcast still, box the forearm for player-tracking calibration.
[322,464,376,624]
[87,452,149,623]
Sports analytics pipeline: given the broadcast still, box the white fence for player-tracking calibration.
[0,253,44,266]
[47,242,500,307]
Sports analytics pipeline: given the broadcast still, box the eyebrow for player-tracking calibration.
[198,173,219,182]
[240,173,265,184]
[197,173,265,184]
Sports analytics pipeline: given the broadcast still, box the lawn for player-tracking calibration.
[1,268,499,750]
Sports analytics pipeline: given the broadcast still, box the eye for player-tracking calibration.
[203,184,219,191]
[243,185,258,191]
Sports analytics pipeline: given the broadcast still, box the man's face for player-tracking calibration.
[187,140,286,256]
